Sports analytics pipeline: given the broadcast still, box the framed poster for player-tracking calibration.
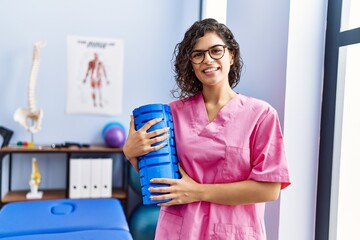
[66,36,124,115]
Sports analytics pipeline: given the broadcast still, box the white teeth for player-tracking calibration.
[203,67,218,73]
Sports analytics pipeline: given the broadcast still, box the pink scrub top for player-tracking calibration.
[155,93,290,240]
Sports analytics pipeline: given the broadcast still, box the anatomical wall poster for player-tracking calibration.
[66,35,124,115]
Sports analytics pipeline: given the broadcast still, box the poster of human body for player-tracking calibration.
[67,36,124,115]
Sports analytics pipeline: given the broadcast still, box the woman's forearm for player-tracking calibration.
[198,180,281,205]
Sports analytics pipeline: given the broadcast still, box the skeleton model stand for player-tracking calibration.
[26,157,43,199]
[13,41,46,143]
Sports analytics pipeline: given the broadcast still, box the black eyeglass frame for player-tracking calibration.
[189,44,228,64]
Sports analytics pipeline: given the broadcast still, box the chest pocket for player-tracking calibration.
[221,146,251,182]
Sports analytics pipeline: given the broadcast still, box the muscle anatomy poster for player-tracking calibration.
[66,36,124,115]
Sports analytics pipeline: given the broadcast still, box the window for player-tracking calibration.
[200,0,227,24]
[316,0,360,239]
[341,0,360,31]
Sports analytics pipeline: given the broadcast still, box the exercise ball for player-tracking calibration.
[129,205,160,240]
[102,122,125,137]
[129,163,160,240]
[129,164,142,195]
[103,122,126,148]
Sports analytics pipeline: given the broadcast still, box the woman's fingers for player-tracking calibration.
[128,115,135,131]
[150,177,177,185]
[141,118,170,149]
[147,127,170,138]
[141,118,163,132]
[149,142,167,152]
[149,132,170,144]
[124,116,170,160]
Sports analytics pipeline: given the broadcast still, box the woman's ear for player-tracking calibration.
[230,52,235,65]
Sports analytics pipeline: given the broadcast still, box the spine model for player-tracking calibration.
[14,41,46,134]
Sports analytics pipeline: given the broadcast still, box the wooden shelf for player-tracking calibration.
[112,188,127,199]
[2,189,66,203]
[0,145,123,154]
[2,188,127,203]
[0,145,128,213]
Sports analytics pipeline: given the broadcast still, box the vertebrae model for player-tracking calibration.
[30,157,41,187]
[14,41,46,134]
[26,157,43,199]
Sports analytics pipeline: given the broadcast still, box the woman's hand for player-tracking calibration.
[149,165,282,206]
[123,115,170,172]
[149,165,203,206]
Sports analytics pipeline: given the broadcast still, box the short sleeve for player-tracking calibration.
[249,109,290,189]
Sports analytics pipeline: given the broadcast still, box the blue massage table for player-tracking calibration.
[0,198,132,240]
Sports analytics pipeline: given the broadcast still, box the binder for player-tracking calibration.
[69,158,83,199]
[69,158,113,199]
[100,158,113,198]
[90,159,102,198]
[81,159,91,198]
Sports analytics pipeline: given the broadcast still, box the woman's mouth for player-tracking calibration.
[203,67,220,73]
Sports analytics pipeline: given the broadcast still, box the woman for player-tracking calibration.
[124,18,290,240]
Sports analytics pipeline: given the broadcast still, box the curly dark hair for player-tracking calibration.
[171,18,243,99]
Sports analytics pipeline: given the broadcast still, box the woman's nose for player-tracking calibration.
[203,51,214,64]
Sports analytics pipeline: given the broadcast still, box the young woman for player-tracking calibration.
[123,18,290,240]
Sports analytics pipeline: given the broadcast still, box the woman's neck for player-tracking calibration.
[202,85,237,106]
[202,86,237,122]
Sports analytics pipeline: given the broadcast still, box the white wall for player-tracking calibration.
[280,0,328,239]
[227,0,328,239]
[227,1,290,239]
[0,0,199,145]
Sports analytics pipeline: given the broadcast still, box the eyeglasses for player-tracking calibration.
[190,44,227,64]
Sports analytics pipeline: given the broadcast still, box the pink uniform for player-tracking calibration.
[155,93,290,240]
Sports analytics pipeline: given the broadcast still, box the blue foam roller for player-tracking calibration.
[132,104,180,205]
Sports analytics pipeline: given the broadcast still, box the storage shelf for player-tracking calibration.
[0,145,129,214]
[0,145,123,153]
[2,188,127,203]
[2,189,66,203]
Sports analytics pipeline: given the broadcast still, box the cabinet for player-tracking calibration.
[0,145,128,210]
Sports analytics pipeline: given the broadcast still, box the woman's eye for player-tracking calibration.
[211,49,222,55]
[193,52,204,58]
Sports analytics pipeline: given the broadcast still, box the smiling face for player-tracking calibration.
[191,32,234,90]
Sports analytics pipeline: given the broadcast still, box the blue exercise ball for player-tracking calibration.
[129,204,160,240]
[129,163,160,240]
[103,122,127,148]
[129,164,142,195]
[102,122,126,137]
